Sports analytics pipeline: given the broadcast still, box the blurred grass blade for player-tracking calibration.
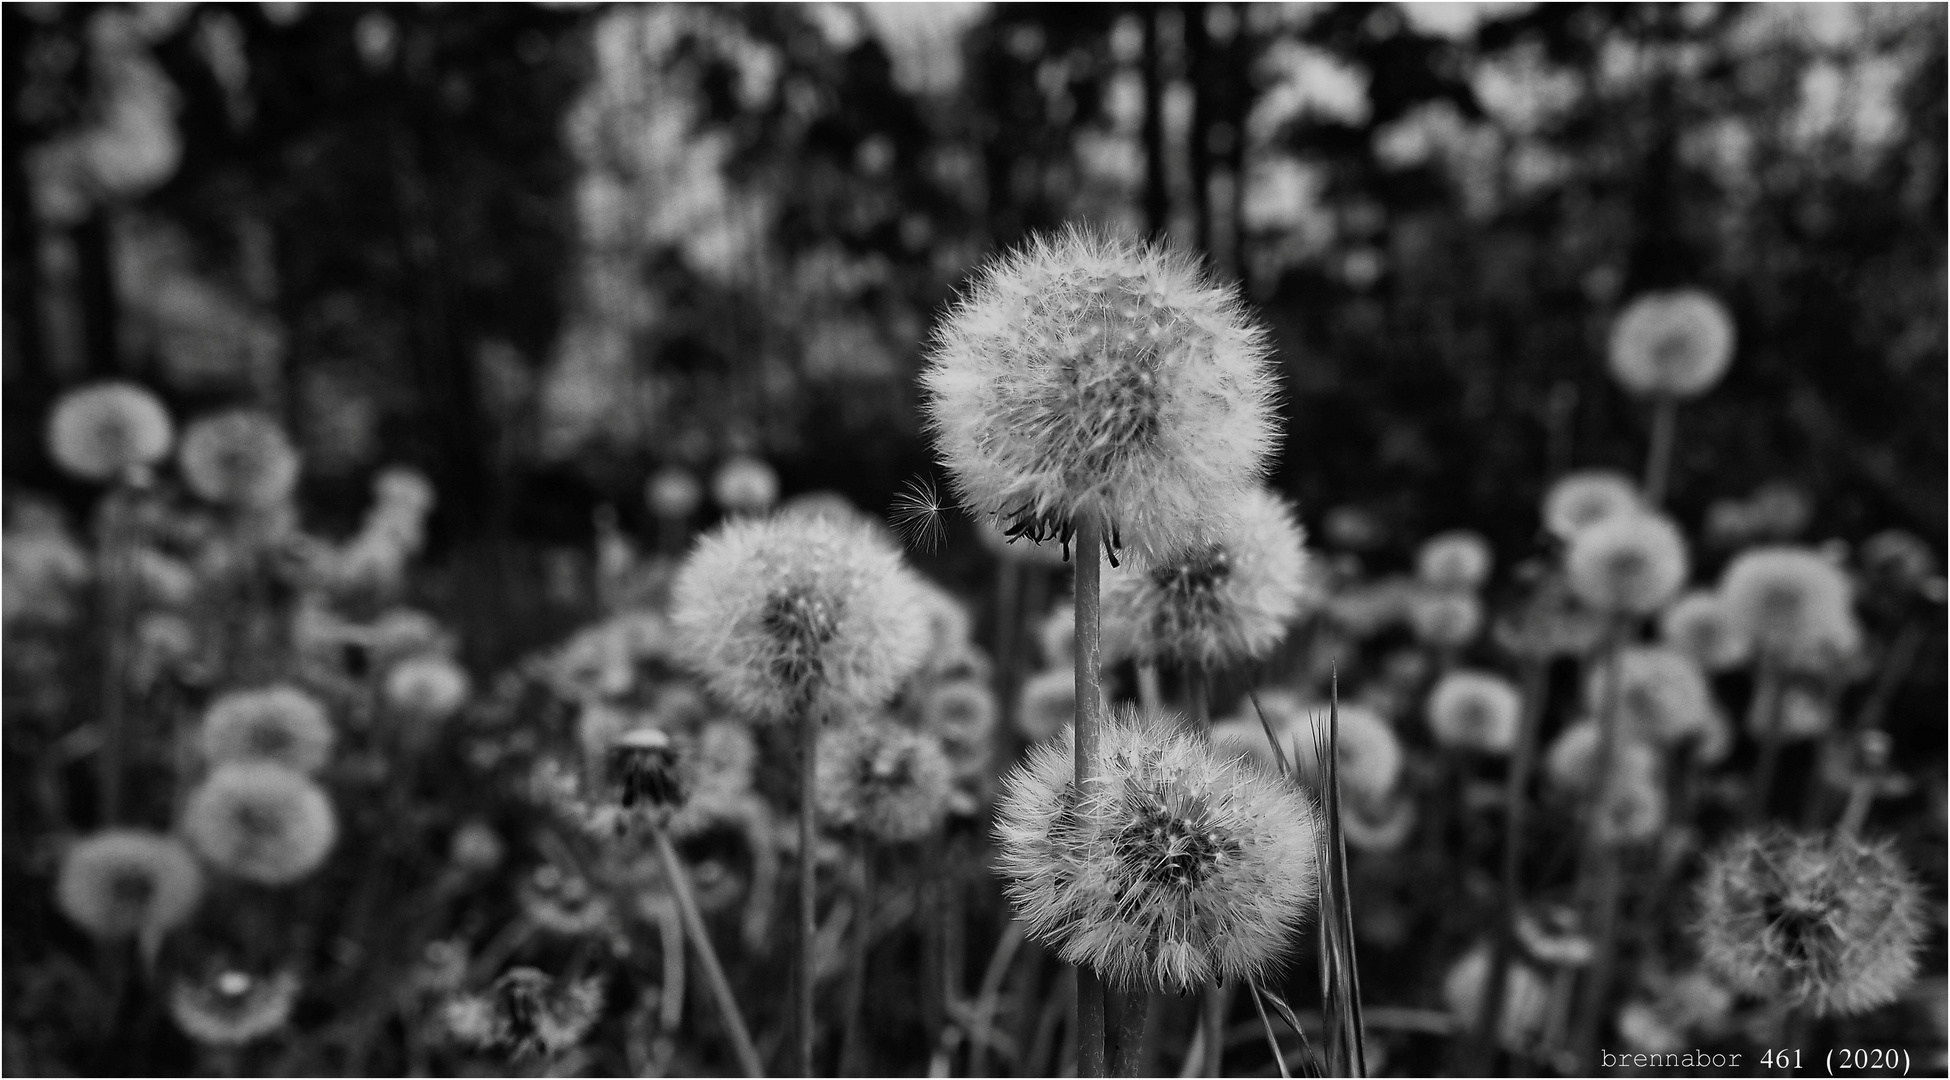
[1312,670,1367,1078]
[1246,689,1294,780]
[1255,982,1322,1078]
[1248,977,1293,1079]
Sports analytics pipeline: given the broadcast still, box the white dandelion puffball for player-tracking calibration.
[383,654,473,723]
[1607,289,1736,399]
[1407,587,1483,648]
[671,512,932,722]
[178,410,302,508]
[1425,670,1523,755]
[993,710,1318,992]
[1586,645,1716,746]
[646,465,703,519]
[199,684,336,775]
[46,381,175,482]
[1659,590,1751,671]
[816,715,955,843]
[1416,530,1493,591]
[1036,604,1076,668]
[712,455,779,515]
[1543,720,1661,796]
[1101,487,1308,668]
[169,970,300,1046]
[1228,691,1404,803]
[1720,547,1859,670]
[1565,511,1689,615]
[1016,667,1077,742]
[1444,942,1552,1052]
[182,762,338,885]
[1543,470,1642,542]
[1593,766,1668,846]
[921,227,1280,562]
[55,830,204,938]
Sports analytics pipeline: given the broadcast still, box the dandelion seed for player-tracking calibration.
[1659,590,1751,671]
[178,410,302,508]
[45,381,175,482]
[1425,670,1523,755]
[1542,470,1643,542]
[1565,510,1689,615]
[181,762,338,885]
[1720,546,1860,672]
[1443,942,1552,1052]
[1696,830,1926,1015]
[1416,530,1494,591]
[891,475,949,553]
[54,830,203,938]
[169,970,300,1046]
[198,684,335,775]
[816,714,954,843]
[1584,646,1715,746]
[1607,289,1736,399]
[712,455,779,516]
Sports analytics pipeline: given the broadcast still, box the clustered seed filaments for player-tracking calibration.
[1110,786,1238,894]
[1152,547,1232,618]
[759,586,840,699]
[606,730,684,812]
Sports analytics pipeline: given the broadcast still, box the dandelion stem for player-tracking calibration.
[652,826,766,1078]
[841,838,872,1076]
[970,919,1026,1078]
[97,484,133,824]
[1073,511,1110,1078]
[1747,657,1784,823]
[1643,395,1678,507]
[1573,624,1625,1072]
[1108,986,1151,1078]
[1474,657,1548,1070]
[795,701,824,1077]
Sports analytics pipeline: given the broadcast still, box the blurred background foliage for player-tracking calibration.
[6,1,1944,654]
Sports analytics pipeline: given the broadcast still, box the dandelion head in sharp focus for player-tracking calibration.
[1607,288,1736,399]
[921,226,1280,563]
[444,968,606,1059]
[1416,530,1494,591]
[1565,511,1689,615]
[46,381,175,482]
[199,684,335,775]
[168,970,301,1046]
[1720,546,1860,670]
[992,710,1319,992]
[177,410,302,508]
[816,714,954,843]
[55,830,204,938]
[1425,670,1523,755]
[1659,590,1751,671]
[1696,830,1926,1016]
[181,762,338,885]
[890,475,949,553]
[1587,645,1715,747]
[1542,470,1643,542]
[671,513,932,722]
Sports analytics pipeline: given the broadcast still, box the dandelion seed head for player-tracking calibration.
[1566,511,1689,615]
[922,227,1280,563]
[518,864,614,935]
[199,684,335,775]
[645,465,703,520]
[182,762,338,885]
[1426,670,1523,755]
[168,970,300,1046]
[1543,720,1662,796]
[1748,682,1835,741]
[1720,547,1860,671]
[55,830,203,938]
[817,715,954,843]
[374,466,436,515]
[178,410,301,508]
[1228,692,1404,802]
[1593,766,1668,846]
[712,455,779,515]
[383,654,471,727]
[1417,530,1494,590]
[1607,289,1736,399]
[446,968,605,1059]
[1444,942,1552,1052]
[1696,830,1926,1015]
[448,820,505,874]
[45,381,174,482]
[1037,604,1076,668]
[1543,470,1643,541]
[1859,530,1937,592]
[920,678,999,779]
[1340,791,1418,853]
[1016,667,1078,742]
[1660,590,1751,671]
[1586,646,1715,746]
[671,513,932,722]
[1407,587,1484,648]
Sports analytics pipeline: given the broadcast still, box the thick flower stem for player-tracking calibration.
[1643,395,1678,507]
[1573,625,1625,1072]
[1473,657,1548,1070]
[1073,513,1110,1079]
[799,705,820,1077]
[1107,986,1151,1078]
[652,826,766,1078]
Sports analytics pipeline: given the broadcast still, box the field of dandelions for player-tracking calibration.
[8,218,1943,1080]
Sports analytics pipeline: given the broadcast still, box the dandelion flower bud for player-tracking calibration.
[646,465,703,520]
[816,715,954,843]
[1425,670,1523,755]
[169,970,300,1046]
[1659,591,1751,671]
[177,410,301,508]
[921,227,1279,562]
[1016,667,1077,742]
[1720,547,1859,670]
[182,762,338,885]
[383,654,472,724]
[1586,646,1715,746]
[671,513,931,722]
[993,710,1318,992]
[1543,721,1660,795]
[444,967,606,1059]
[1407,587,1483,648]
[45,381,174,482]
[1416,530,1493,590]
[1101,487,1308,668]
[1696,830,1926,1015]
[1607,289,1736,399]
[712,455,779,515]
[1543,470,1642,541]
[55,830,203,938]
[1565,511,1688,615]
[1443,942,1551,1052]
[199,684,335,775]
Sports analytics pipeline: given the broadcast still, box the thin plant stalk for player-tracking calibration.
[798,703,820,1078]
[1473,657,1548,1070]
[1249,979,1293,1080]
[969,919,1026,1078]
[1747,656,1785,823]
[1572,623,1625,1071]
[97,483,133,824]
[1137,662,1163,720]
[1187,666,1224,1079]
[1315,671,1368,1078]
[840,838,873,1076]
[1643,395,1678,507]
[1073,512,1111,1078]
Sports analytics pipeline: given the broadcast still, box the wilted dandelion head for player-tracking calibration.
[1659,591,1751,671]
[1543,720,1661,796]
[645,465,702,520]
[46,381,174,482]
[1720,547,1859,670]
[1566,511,1689,615]
[1426,670,1523,755]
[518,863,614,935]
[182,762,338,885]
[1444,942,1552,1052]
[1407,587,1483,648]
[1543,470,1642,542]
[604,726,687,821]
[712,455,779,515]
[992,710,1319,992]
[383,654,472,723]
[921,226,1279,563]
[1016,667,1077,742]
[55,830,203,938]
[1101,487,1308,669]
[920,679,999,776]
[1416,530,1493,591]
[199,684,335,775]
[1607,289,1736,399]
[1696,830,1926,1015]
[816,715,954,843]
[671,513,931,722]
[178,410,301,508]
[168,970,300,1046]
[444,967,606,1059]
[1587,646,1714,746]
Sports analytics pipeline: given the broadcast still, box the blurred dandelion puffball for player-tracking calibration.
[55,830,204,938]
[646,465,703,520]
[920,679,999,772]
[921,227,1279,562]
[1607,289,1736,399]
[169,971,300,1046]
[445,968,605,1059]
[1425,670,1522,755]
[182,762,338,885]
[199,685,336,775]
[1101,487,1308,668]
[1696,831,1926,1016]
[383,654,473,724]
[1543,720,1661,796]
[1215,692,1404,803]
[45,381,175,482]
[671,513,932,722]
[1416,530,1493,591]
[711,455,779,515]
[816,715,955,843]
[993,711,1319,992]
[1592,767,1668,846]
[178,410,302,508]
[1015,667,1077,742]
[1407,587,1483,648]
[1659,590,1751,671]
[1748,683,1835,741]
[1444,942,1552,1052]
[1036,604,1076,668]
[1719,547,1859,669]
[1543,470,1643,542]
[1587,646,1716,746]
[1566,511,1689,615]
